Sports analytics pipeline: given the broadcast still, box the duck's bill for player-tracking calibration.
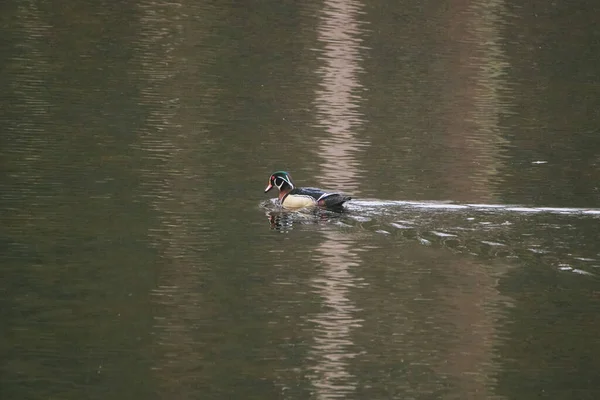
[264,182,274,193]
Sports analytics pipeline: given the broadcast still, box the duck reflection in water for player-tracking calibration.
[266,208,350,232]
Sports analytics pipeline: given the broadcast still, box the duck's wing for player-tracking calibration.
[291,187,329,201]
[293,187,351,208]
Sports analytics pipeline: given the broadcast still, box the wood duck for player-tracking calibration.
[264,171,351,210]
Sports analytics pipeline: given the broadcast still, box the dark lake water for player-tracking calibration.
[2,0,600,399]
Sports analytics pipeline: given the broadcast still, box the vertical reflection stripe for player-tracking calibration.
[310,0,369,398]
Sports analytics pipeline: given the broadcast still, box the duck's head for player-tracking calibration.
[265,171,295,194]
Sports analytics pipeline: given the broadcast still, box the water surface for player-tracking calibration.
[2,0,600,399]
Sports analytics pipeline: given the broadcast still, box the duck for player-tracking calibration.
[264,171,351,210]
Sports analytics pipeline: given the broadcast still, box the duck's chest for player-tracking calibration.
[281,194,317,209]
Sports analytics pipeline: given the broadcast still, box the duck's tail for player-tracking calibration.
[318,194,352,210]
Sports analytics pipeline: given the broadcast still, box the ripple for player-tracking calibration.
[259,198,600,277]
[346,200,600,217]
